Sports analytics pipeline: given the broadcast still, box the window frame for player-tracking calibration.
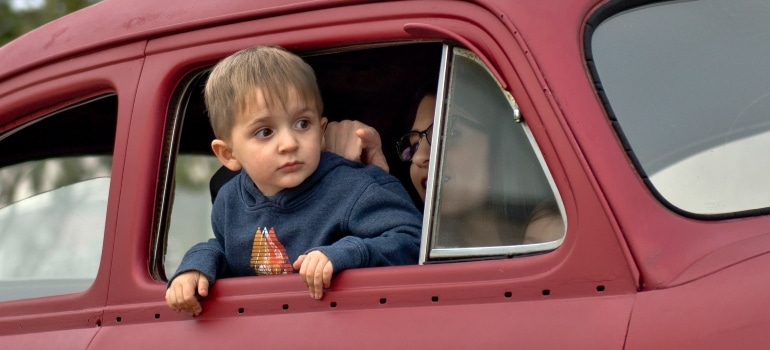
[0,94,117,302]
[154,41,568,278]
[153,42,448,280]
[420,45,565,263]
[150,69,211,281]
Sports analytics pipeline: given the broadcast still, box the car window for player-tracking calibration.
[0,95,115,301]
[424,47,565,261]
[155,43,564,276]
[590,0,770,217]
[155,44,444,279]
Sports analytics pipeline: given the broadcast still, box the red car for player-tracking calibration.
[2,0,769,348]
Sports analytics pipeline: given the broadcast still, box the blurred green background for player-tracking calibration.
[1,0,98,46]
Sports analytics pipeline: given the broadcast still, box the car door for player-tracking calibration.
[84,0,638,348]
[0,42,144,347]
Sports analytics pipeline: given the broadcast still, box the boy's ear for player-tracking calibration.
[211,139,242,172]
[320,117,328,145]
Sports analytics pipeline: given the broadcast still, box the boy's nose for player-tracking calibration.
[277,130,299,153]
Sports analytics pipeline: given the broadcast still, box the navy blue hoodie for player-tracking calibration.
[170,152,422,284]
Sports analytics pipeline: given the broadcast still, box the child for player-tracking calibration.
[165,46,422,316]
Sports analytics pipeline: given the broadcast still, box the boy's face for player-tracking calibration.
[213,86,326,196]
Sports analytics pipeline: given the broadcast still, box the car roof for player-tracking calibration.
[0,0,604,83]
[0,0,371,82]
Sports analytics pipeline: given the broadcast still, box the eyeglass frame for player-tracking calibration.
[396,123,434,162]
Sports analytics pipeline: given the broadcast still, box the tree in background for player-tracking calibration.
[0,0,98,46]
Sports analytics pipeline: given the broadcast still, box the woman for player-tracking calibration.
[327,82,564,248]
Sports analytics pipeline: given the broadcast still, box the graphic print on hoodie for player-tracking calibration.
[250,227,293,275]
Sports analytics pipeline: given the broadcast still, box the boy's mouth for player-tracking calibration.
[279,161,303,172]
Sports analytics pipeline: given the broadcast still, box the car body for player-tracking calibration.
[1,0,769,348]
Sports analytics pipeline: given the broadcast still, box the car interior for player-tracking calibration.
[174,42,444,205]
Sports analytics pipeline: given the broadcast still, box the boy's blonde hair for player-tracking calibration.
[204,46,323,140]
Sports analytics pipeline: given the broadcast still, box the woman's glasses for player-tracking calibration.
[396,124,433,162]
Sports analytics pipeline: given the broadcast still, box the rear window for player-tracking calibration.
[0,95,115,301]
[589,0,770,217]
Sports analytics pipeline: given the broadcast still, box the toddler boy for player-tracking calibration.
[165,46,422,316]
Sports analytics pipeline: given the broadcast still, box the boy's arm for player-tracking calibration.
[313,175,422,272]
[165,238,229,315]
[168,238,229,286]
[169,190,232,287]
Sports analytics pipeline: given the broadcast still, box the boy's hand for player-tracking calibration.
[293,251,334,300]
[324,120,389,173]
[165,271,209,317]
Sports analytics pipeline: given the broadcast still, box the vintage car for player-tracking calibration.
[1,0,769,348]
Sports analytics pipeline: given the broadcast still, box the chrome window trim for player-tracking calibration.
[418,44,451,264]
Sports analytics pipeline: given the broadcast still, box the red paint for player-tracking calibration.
[1,0,768,348]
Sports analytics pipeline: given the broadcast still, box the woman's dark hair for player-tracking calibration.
[404,79,439,131]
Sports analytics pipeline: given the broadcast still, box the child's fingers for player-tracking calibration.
[292,255,306,270]
[165,287,181,312]
[304,255,320,299]
[166,273,204,316]
[322,260,334,289]
[312,261,325,299]
[168,282,188,312]
[299,253,323,299]
[180,279,202,316]
[197,274,210,298]
[297,251,332,299]
[298,255,312,288]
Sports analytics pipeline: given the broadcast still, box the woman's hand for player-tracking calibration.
[324,120,389,173]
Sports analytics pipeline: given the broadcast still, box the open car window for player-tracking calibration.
[155,43,566,278]
[423,47,565,262]
[0,95,115,301]
[157,44,443,278]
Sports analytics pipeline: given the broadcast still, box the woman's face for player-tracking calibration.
[409,95,490,215]
[409,95,436,202]
[439,113,490,215]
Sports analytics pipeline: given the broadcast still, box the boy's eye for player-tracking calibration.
[255,128,274,138]
[294,119,310,130]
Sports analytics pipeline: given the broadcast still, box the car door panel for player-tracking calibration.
[89,2,638,348]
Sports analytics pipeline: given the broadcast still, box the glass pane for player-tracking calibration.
[0,95,114,301]
[0,157,110,301]
[592,0,770,215]
[429,49,564,257]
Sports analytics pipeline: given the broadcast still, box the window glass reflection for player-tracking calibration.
[431,50,564,254]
